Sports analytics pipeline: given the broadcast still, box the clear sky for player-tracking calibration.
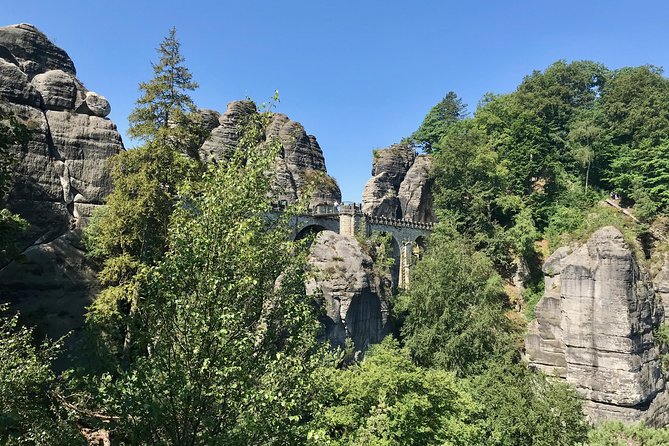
[4,1,669,201]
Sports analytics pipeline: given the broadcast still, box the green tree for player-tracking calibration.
[411,91,466,153]
[309,338,483,446]
[97,115,324,444]
[568,118,601,192]
[128,27,204,157]
[395,223,519,376]
[0,305,83,445]
[84,144,197,363]
[0,113,29,265]
[85,28,207,364]
[470,361,588,446]
[588,421,669,445]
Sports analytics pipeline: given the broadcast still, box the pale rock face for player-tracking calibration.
[362,144,434,222]
[0,58,42,107]
[306,231,393,352]
[526,227,666,425]
[0,24,123,352]
[200,100,341,206]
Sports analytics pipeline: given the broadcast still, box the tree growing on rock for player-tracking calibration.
[411,91,466,153]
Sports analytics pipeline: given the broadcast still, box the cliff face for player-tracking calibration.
[306,231,393,352]
[200,100,341,207]
[526,227,667,425]
[0,24,123,342]
[362,143,434,222]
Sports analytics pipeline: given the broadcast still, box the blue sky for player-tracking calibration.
[4,1,669,201]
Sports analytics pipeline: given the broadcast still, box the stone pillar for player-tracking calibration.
[339,212,361,237]
[399,240,414,289]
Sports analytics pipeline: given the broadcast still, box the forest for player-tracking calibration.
[2,29,669,445]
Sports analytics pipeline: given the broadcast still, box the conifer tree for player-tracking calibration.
[128,27,204,156]
[85,28,202,364]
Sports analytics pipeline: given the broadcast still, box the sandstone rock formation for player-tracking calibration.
[0,24,123,344]
[526,227,667,425]
[306,230,393,352]
[362,143,434,222]
[200,100,341,207]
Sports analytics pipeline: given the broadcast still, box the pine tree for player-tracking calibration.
[128,27,203,156]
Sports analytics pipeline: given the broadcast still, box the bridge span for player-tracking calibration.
[283,203,434,289]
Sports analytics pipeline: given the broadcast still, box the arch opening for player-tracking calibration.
[295,224,327,242]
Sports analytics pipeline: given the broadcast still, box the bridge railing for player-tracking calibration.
[270,201,434,230]
[365,214,434,230]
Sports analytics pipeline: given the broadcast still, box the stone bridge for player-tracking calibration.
[282,203,434,289]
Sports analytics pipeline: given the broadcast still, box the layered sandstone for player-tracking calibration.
[362,143,434,222]
[526,227,666,424]
[0,24,123,343]
[306,231,393,352]
[200,100,341,207]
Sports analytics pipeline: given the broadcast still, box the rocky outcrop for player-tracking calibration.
[526,227,666,425]
[0,24,123,344]
[200,100,341,207]
[362,143,434,222]
[306,231,393,352]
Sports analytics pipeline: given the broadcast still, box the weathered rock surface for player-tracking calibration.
[362,143,434,222]
[31,69,77,110]
[200,100,341,206]
[0,24,76,77]
[0,24,123,348]
[306,231,393,352]
[526,227,667,425]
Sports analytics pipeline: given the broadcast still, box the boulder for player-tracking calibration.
[526,227,666,424]
[200,100,341,206]
[31,69,77,110]
[0,24,123,357]
[306,231,393,352]
[76,91,111,117]
[0,58,42,107]
[398,155,434,222]
[200,100,257,162]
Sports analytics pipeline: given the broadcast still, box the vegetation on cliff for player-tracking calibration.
[4,24,669,444]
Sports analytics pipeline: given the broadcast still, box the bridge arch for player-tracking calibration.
[369,230,401,290]
[413,235,428,261]
[295,224,327,242]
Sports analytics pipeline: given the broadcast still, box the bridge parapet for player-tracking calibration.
[364,214,434,230]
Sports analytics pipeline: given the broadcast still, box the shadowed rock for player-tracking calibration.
[306,231,392,352]
[0,24,123,356]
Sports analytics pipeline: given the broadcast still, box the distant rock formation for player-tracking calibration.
[526,227,667,425]
[306,231,393,352]
[0,24,123,343]
[200,100,341,207]
[362,143,434,222]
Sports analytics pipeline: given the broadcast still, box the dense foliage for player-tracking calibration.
[0,306,83,445]
[396,223,518,376]
[0,113,29,265]
[4,24,669,443]
[84,29,204,365]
